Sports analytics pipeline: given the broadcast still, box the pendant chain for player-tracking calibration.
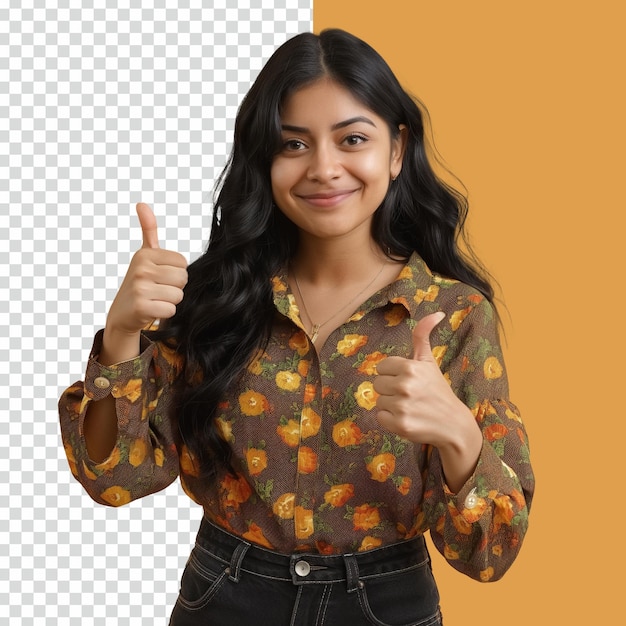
[291,262,386,344]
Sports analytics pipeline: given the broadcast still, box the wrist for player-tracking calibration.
[437,409,483,493]
[100,326,142,366]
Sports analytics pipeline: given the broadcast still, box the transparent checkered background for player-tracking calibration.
[0,1,311,623]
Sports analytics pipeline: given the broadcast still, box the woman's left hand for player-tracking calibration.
[373,312,483,491]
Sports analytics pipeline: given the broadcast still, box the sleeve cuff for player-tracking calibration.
[84,329,155,401]
[443,438,515,521]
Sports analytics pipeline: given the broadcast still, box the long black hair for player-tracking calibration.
[150,28,495,480]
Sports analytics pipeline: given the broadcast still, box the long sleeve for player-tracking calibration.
[58,330,184,506]
[422,293,534,581]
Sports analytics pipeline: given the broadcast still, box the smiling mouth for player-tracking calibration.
[297,189,358,207]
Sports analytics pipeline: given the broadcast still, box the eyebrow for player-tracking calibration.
[281,116,377,134]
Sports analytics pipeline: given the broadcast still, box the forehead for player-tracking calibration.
[280,79,377,124]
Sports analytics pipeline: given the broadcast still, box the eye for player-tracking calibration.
[343,133,368,146]
[282,139,307,151]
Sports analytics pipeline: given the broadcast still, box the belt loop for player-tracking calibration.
[343,553,361,593]
[228,540,251,583]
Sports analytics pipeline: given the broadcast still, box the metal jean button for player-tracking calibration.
[294,560,311,577]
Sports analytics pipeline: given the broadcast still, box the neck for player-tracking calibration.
[291,235,390,286]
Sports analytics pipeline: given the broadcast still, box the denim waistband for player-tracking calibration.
[194,517,430,589]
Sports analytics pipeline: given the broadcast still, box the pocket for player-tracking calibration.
[357,561,442,626]
[175,545,230,612]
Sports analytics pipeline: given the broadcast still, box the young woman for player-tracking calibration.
[59,29,534,625]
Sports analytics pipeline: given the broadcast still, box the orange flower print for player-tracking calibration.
[277,419,301,447]
[100,485,131,506]
[449,306,472,331]
[396,476,412,495]
[462,495,488,523]
[353,504,381,531]
[337,334,368,357]
[414,284,440,304]
[480,566,495,582]
[221,473,253,510]
[359,536,383,551]
[357,351,387,375]
[276,370,302,392]
[273,492,296,519]
[303,383,316,403]
[272,276,287,293]
[294,505,315,539]
[397,265,413,280]
[128,438,147,467]
[247,353,264,375]
[384,304,405,327]
[510,488,526,508]
[332,419,363,447]
[443,544,460,560]
[431,345,447,367]
[449,504,472,535]
[94,447,121,472]
[243,522,273,549]
[298,360,311,377]
[215,417,234,442]
[113,378,142,403]
[154,447,165,467]
[323,483,355,507]
[354,381,378,411]
[492,495,515,533]
[297,446,318,474]
[238,389,269,416]
[159,342,184,371]
[366,453,396,482]
[179,444,200,477]
[506,407,523,423]
[300,408,322,439]
[492,544,503,557]
[484,356,503,380]
[484,423,508,442]
[81,460,97,480]
[287,294,300,321]
[289,330,310,356]
[315,541,336,555]
[245,447,268,476]
[64,443,77,477]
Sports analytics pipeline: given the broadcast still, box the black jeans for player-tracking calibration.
[169,518,442,626]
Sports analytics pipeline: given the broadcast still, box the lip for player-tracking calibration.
[296,189,358,208]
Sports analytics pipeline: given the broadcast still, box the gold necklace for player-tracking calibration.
[291,262,387,344]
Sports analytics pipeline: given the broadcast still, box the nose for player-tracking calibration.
[306,144,342,182]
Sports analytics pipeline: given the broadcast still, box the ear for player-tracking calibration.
[390,124,408,180]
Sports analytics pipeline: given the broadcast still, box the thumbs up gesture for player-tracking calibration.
[374,312,467,447]
[105,203,188,340]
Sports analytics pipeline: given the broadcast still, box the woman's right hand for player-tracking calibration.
[100,203,188,364]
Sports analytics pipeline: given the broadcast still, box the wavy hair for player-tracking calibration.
[150,29,496,480]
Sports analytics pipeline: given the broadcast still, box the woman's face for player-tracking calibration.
[271,79,405,244]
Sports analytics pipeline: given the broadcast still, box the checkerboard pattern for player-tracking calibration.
[0,1,312,623]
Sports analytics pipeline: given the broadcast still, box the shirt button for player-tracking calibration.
[94,376,110,389]
[294,560,311,577]
[464,487,478,509]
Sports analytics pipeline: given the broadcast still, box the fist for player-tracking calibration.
[106,203,188,335]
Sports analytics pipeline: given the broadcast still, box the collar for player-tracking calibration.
[271,252,453,326]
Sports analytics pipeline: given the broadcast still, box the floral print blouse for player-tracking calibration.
[59,252,534,582]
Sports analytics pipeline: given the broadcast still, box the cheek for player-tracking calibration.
[270,161,295,198]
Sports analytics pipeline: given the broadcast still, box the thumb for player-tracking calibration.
[412,311,446,361]
[136,202,160,249]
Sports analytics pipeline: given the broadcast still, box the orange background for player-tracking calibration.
[315,1,624,623]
